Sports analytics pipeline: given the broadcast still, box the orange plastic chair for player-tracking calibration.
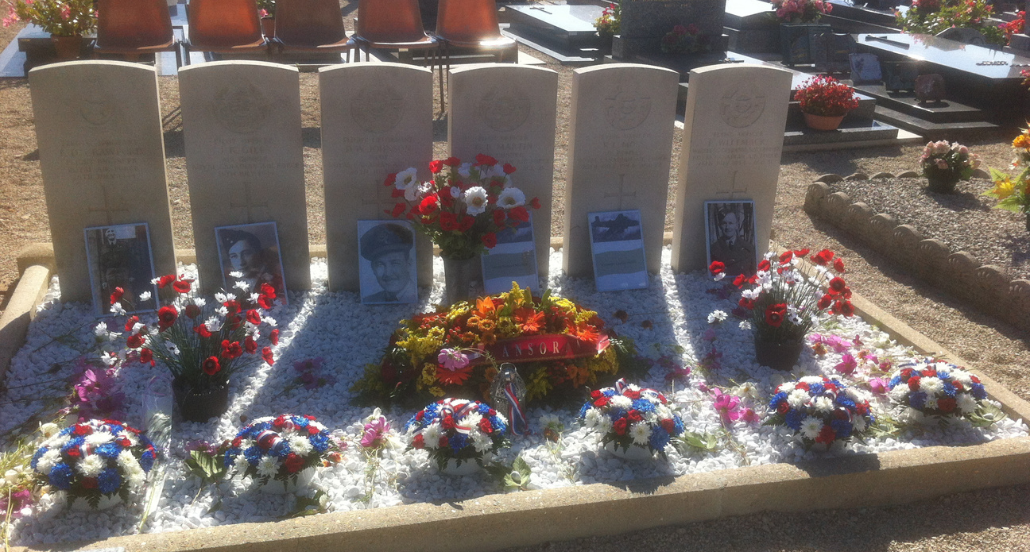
[432,0,515,112]
[93,0,181,66]
[183,0,268,64]
[351,0,439,61]
[273,0,356,59]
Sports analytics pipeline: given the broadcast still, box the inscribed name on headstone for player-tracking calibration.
[319,63,433,293]
[562,64,678,278]
[671,63,792,273]
[29,61,176,304]
[448,64,558,282]
[179,61,310,294]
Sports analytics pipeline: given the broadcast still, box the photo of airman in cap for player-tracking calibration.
[358,220,418,304]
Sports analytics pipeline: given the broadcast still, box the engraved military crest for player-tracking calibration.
[604,85,651,131]
[477,86,530,132]
[78,75,116,127]
[212,82,272,134]
[719,81,766,128]
[352,85,404,133]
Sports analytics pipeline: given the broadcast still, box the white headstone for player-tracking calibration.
[448,63,559,282]
[319,63,434,293]
[562,63,678,278]
[29,61,176,304]
[671,63,792,273]
[179,61,310,294]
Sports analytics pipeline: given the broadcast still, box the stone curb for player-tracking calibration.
[3,239,1030,552]
[803,174,1030,333]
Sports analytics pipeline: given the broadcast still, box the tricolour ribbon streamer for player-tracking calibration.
[503,382,528,436]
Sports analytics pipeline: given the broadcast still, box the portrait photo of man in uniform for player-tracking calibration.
[84,223,159,316]
[358,220,418,305]
[705,200,757,277]
[215,222,287,305]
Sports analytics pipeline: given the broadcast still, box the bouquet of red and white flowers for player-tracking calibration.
[886,360,988,420]
[222,414,338,492]
[711,249,854,345]
[578,378,685,459]
[767,376,874,450]
[385,154,541,260]
[771,0,831,23]
[404,398,509,471]
[114,273,279,392]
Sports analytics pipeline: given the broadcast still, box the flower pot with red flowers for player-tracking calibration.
[385,154,541,305]
[5,0,96,61]
[794,75,859,131]
[110,274,281,422]
[709,248,854,371]
[921,140,979,194]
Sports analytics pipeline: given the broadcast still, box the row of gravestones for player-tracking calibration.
[29,60,793,305]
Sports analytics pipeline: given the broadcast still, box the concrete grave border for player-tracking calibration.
[803,172,1030,333]
[2,242,1030,552]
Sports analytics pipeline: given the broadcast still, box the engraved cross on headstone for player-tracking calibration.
[230,182,269,223]
[364,179,400,218]
[88,186,130,225]
[715,170,749,200]
[604,174,636,209]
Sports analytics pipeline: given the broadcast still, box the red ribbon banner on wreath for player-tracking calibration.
[467,334,610,366]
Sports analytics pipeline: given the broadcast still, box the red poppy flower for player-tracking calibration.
[439,212,459,231]
[245,309,261,325]
[443,156,461,167]
[492,209,506,226]
[194,324,212,338]
[817,294,832,310]
[503,162,517,174]
[778,251,793,264]
[481,232,497,248]
[612,418,628,435]
[124,316,139,332]
[429,160,444,173]
[709,261,725,275]
[508,206,530,223]
[529,197,541,209]
[828,277,847,293]
[793,248,810,257]
[202,356,221,375]
[835,300,854,317]
[418,194,439,216]
[126,333,145,349]
[383,173,396,187]
[224,300,241,316]
[475,153,497,166]
[459,215,475,232]
[221,340,243,359]
[244,336,258,354]
[738,297,756,310]
[389,202,406,218]
[757,259,771,272]
[157,275,176,289]
[811,249,834,266]
[270,329,280,345]
[139,348,155,366]
[833,258,846,273]
[109,287,125,305]
[258,294,274,310]
[157,306,178,331]
[185,304,201,319]
[765,303,787,327]
[172,279,192,294]
[260,283,276,299]
[262,347,274,365]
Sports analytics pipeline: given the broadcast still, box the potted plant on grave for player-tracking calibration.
[895,0,1006,47]
[256,0,275,38]
[594,2,620,55]
[2,0,96,60]
[404,398,510,475]
[770,0,831,23]
[709,248,854,371]
[114,274,280,422]
[794,75,860,131]
[386,154,541,305]
[920,140,980,194]
[984,127,1030,230]
[659,24,708,54]
[578,378,684,460]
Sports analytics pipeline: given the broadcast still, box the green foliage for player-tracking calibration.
[4,0,96,37]
[595,2,620,36]
[675,430,720,454]
[895,0,1006,46]
[969,402,1008,428]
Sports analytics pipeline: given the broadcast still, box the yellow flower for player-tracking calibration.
[479,318,496,332]
[992,177,1016,199]
[429,386,446,397]
[1014,134,1030,149]
[496,317,519,338]
[525,367,553,402]
[466,315,481,330]
[418,363,438,391]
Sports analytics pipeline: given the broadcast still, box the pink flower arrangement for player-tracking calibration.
[771,0,831,23]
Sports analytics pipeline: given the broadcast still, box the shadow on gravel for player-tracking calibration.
[793,452,880,478]
[924,189,991,212]
[782,146,906,178]
[303,126,321,149]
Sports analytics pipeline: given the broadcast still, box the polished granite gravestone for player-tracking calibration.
[506,4,606,55]
[723,0,778,53]
[613,0,728,60]
[855,33,1030,134]
[821,0,901,33]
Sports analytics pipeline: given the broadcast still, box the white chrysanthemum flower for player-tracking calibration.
[953,370,973,386]
[584,408,604,428]
[610,395,633,410]
[394,167,418,190]
[800,417,823,440]
[460,411,483,431]
[39,423,59,438]
[472,431,492,453]
[594,415,612,434]
[262,316,277,327]
[813,396,834,414]
[36,449,62,474]
[256,456,279,478]
[234,280,251,292]
[288,435,313,456]
[463,186,489,216]
[76,454,105,478]
[127,469,147,489]
[214,292,228,303]
[47,435,70,449]
[101,352,120,367]
[110,302,126,315]
[629,422,652,445]
[778,382,796,394]
[422,424,441,449]
[497,187,526,209]
[787,390,809,409]
[708,310,727,324]
[94,322,109,338]
[233,454,250,473]
[799,376,823,384]
[85,432,114,446]
[889,384,910,402]
[957,394,978,413]
[919,377,944,396]
[923,396,938,410]
[852,416,867,432]
[216,306,228,317]
[205,316,223,332]
[655,405,673,419]
[118,432,138,447]
[739,320,752,331]
[116,450,137,472]
[138,290,152,302]
[228,271,243,279]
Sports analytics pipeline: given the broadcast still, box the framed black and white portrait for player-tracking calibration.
[358,220,418,305]
[482,214,539,294]
[588,209,648,292]
[704,200,757,277]
[215,222,287,305]
[84,223,159,316]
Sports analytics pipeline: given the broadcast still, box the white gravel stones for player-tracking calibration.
[1,248,1026,545]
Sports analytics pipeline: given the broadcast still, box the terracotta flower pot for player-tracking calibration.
[803,112,845,131]
[52,35,82,60]
[172,378,230,422]
[754,336,804,371]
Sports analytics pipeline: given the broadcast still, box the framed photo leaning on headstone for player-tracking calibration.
[849,53,882,84]
[704,200,757,277]
[357,220,418,305]
[214,222,288,305]
[588,210,648,292]
[482,214,539,295]
[84,223,159,317]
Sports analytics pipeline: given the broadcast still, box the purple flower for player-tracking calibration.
[834,353,857,375]
[711,388,743,422]
[293,357,324,373]
[869,377,888,395]
[361,416,390,449]
[437,348,469,371]
[702,328,717,342]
